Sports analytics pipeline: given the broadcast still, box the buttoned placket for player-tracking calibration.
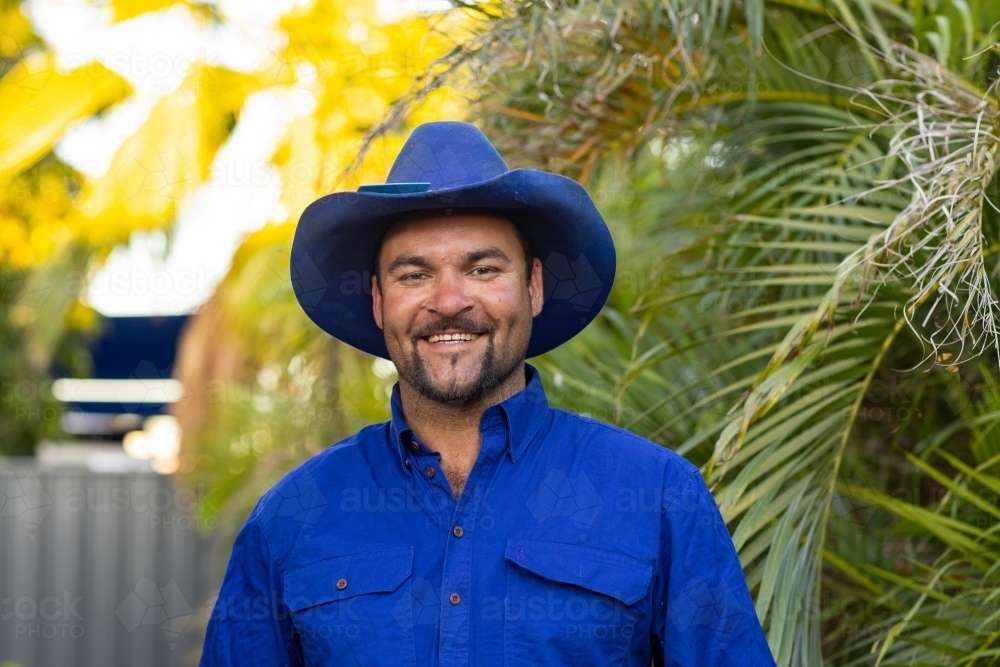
[431,407,508,667]
[406,436,452,529]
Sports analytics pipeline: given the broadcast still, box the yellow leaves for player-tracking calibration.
[410,88,468,126]
[71,64,263,246]
[274,114,322,220]
[198,67,267,157]
[269,0,464,195]
[342,84,388,126]
[0,2,36,58]
[0,216,30,265]
[2,0,464,279]
[65,299,98,331]
[0,159,77,268]
[111,0,187,22]
[73,84,202,244]
[0,52,131,183]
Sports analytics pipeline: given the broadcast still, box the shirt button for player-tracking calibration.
[452,525,464,538]
[425,466,436,478]
[449,592,461,605]
[409,440,419,451]
[336,578,348,590]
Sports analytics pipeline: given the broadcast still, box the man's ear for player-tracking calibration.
[371,275,384,330]
[529,257,544,317]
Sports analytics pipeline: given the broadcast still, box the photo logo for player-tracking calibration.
[116,577,192,648]
[668,578,745,637]
[0,470,52,539]
[526,470,603,527]
[258,470,328,529]
[123,360,185,409]
[392,577,440,631]
[541,252,603,323]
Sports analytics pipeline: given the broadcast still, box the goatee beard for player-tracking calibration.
[405,334,521,404]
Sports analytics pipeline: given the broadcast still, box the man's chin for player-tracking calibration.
[419,372,485,402]
[405,358,497,403]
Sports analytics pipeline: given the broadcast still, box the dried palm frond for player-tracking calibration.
[848,42,1000,363]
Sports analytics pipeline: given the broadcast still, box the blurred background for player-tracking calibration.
[2,0,1000,665]
[0,0,455,663]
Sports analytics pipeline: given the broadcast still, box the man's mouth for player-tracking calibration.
[423,331,484,344]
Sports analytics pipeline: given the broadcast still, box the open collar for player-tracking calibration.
[388,363,550,473]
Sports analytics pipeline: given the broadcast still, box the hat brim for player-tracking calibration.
[290,168,616,359]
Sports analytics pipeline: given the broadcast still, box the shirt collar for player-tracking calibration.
[388,363,550,473]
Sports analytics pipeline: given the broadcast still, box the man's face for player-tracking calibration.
[372,212,544,404]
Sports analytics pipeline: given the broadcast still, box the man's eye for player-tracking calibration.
[472,267,497,276]
[401,272,426,280]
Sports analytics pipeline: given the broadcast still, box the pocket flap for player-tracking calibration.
[283,546,413,612]
[505,540,652,605]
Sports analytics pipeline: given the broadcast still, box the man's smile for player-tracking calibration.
[419,331,487,348]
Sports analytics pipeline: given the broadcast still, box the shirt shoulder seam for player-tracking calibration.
[661,465,702,512]
[550,408,698,467]
[549,408,660,447]
[245,509,280,573]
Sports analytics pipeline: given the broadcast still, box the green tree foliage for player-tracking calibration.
[368,0,1000,663]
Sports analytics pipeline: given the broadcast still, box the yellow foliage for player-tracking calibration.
[111,0,187,22]
[72,83,202,244]
[0,52,131,183]
[1,0,468,276]
[64,299,97,331]
[2,0,467,261]
[71,64,266,246]
[274,114,323,220]
[276,0,468,194]
[0,2,36,58]
[0,159,77,268]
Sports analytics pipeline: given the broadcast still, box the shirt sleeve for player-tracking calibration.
[652,468,776,667]
[200,511,303,667]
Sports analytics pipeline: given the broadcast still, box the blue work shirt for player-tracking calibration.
[201,365,775,666]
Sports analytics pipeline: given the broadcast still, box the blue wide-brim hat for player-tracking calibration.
[290,121,616,360]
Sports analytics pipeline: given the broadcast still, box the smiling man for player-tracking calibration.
[200,121,776,666]
[371,210,543,498]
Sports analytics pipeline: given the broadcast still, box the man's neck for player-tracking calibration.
[398,364,527,497]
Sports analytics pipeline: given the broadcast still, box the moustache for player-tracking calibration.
[410,316,497,341]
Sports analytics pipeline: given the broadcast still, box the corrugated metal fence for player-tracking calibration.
[0,461,217,667]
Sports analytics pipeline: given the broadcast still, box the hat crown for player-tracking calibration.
[385,121,508,190]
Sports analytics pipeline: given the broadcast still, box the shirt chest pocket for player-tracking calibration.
[283,546,416,667]
[504,540,652,667]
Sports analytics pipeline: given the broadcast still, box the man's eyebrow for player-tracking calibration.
[462,247,512,264]
[385,255,431,275]
[385,247,513,275]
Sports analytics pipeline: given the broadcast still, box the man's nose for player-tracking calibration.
[426,272,475,317]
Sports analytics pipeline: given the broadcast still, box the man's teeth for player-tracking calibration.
[426,332,479,343]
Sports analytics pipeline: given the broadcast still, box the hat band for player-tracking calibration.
[357,182,431,194]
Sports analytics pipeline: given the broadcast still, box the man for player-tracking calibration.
[201,121,776,666]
